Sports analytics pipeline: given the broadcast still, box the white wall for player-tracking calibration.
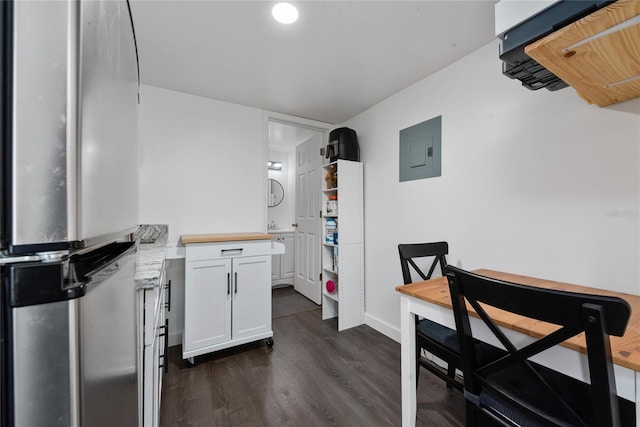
[138,85,266,345]
[342,40,640,340]
[138,85,265,244]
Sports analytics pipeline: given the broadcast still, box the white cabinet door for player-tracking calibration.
[184,258,232,352]
[232,255,271,340]
[281,233,295,280]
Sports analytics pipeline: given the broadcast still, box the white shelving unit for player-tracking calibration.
[321,160,364,331]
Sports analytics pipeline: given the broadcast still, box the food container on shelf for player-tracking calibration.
[326,195,338,215]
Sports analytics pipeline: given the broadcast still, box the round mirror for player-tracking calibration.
[268,179,284,207]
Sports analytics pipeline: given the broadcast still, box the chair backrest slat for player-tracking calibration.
[398,242,448,285]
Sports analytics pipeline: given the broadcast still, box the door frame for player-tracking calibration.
[262,112,332,301]
[262,111,333,234]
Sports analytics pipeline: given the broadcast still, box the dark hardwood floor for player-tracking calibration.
[271,286,318,318]
[160,288,466,427]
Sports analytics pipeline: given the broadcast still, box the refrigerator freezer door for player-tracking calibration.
[78,245,139,427]
[12,299,79,427]
[7,260,81,427]
[5,241,138,427]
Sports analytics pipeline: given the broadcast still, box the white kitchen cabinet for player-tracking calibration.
[139,262,169,427]
[270,231,294,286]
[182,235,277,362]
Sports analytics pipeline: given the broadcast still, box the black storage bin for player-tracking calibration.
[326,127,360,162]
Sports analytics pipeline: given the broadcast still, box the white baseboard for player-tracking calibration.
[364,312,400,343]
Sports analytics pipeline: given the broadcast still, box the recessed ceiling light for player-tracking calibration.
[272,2,298,25]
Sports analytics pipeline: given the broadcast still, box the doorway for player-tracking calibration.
[265,113,332,304]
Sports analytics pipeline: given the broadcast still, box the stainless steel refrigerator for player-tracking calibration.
[1,1,140,426]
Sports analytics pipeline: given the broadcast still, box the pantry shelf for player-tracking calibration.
[323,291,339,302]
[323,267,338,275]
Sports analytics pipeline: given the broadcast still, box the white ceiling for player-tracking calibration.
[130,1,497,125]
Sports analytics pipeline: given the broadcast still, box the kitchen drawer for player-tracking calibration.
[185,240,272,262]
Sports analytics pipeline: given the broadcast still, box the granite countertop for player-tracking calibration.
[134,224,168,290]
[135,244,167,290]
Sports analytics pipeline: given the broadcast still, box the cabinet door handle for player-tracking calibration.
[158,319,169,373]
[163,318,169,373]
[227,273,230,295]
[234,272,238,294]
[165,280,172,312]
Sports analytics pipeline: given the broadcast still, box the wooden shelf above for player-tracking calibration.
[525,0,640,107]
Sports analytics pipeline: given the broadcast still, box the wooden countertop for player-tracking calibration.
[396,269,640,372]
[180,232,275,244]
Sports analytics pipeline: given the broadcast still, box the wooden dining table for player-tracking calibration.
[396,269,640,427]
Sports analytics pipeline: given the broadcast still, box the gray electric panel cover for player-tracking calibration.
[399,116,442,182]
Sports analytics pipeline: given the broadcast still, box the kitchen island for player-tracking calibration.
[181,232,284,364]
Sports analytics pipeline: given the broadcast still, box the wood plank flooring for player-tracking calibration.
[271,286,318,318]
[160,290,466,427]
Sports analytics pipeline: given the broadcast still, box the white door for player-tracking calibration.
[294,135,322,304]
[183,259,232,352]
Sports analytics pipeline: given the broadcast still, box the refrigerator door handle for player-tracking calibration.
[69,241,137,286]
[66,0,80,242]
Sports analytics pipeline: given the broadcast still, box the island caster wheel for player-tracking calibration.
[266,337,274,347]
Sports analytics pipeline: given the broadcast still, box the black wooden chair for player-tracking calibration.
[398,242,463,390]
[446,266,633,427]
